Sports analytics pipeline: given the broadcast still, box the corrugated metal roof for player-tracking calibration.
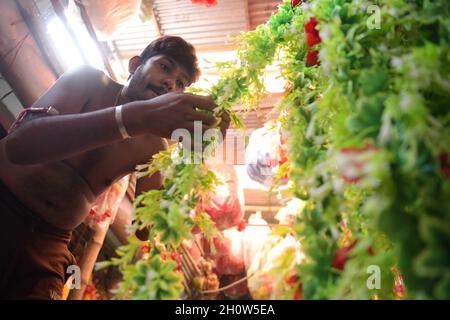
[110,0,283,80]
[29,0,283,78]
[113,0,249,60]
[248,0,282,30]
[154,0,248,48]
[112,17,159,59]
[25,0,282,81]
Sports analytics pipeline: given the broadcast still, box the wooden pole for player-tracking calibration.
[0,0,56,107]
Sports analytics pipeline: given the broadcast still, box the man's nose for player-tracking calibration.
[162,78,175,92]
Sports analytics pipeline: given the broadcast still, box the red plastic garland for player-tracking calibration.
[439,152,450,178]
[305,17,321,47]
[291,0,303,8]
[191,0,218,7]
[304,17,322,67]
[306,50,320,67]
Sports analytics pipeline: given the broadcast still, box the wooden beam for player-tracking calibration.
[50,0,90,65]
[15,0,65,77]
[244,0,251,31]
[110,40,128,75]
[150,5,162,36]
[0,0,57,106]
[74,1,117,81]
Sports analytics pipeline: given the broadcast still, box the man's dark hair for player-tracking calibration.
[140,35,200,84]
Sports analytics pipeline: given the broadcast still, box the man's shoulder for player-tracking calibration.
[31,65,115,114]
[56,65,117,101]
[60,65,110,84]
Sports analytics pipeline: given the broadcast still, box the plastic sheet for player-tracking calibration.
[196,164,244,230]
[245,123,288,187]
[71,0,142,41]
[201,227,245,276]
[220,273,250,299]
[85,175,130,229]
[274,198,305,226]
[244,213,304,299]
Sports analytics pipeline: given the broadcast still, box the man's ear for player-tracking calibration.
[128,56,142,74]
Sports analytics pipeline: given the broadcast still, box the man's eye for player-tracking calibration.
[160,64,169,72]
[177,80,185,88]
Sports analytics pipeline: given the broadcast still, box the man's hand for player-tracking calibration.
[218,111,231,140]
[124,92,218,139]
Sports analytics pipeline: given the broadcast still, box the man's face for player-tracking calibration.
[126,54,191,101]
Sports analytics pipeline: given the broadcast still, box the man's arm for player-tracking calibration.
[4,67,218,165]
[5,107,124,165]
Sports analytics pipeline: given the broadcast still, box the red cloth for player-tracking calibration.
[0,180,76,299]
[8,106,59,134]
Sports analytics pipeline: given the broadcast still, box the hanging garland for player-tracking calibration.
[99,0,450,300]
[278,0,450,299]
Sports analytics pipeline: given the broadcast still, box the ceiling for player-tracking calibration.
[110,0,283,83]
[12,0,283,91]
[113,0,282,58]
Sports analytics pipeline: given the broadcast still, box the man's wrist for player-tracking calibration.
[115,105,131,139]
[120,102,145,137]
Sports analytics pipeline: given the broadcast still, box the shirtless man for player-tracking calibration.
[0,35,229,299]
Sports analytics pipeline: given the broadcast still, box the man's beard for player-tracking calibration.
[126,73,158,101]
